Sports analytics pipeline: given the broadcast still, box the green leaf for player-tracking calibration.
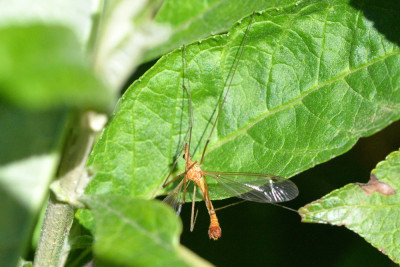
[299,149,400,263]
[0,24,112,111]
[81,195,191,267]
[144,0,296,62]
[0,104,67,266]
[85,0,400,201]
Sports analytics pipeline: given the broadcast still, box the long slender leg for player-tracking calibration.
[182,178,188,205]
[199,11,256,165]
[190,184,197,232]
[163,171,186,188]
[164,43,193,191]
[214,200,247,211]
[183,45,193,156]
[162,142,187,187]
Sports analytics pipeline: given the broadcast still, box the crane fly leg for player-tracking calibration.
[182,178,187,205]
[162,141,187,187]
[214,200,247,211]
[190,184,197,232]
[163,171,185,188]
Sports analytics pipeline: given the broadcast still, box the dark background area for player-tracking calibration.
[176,120,400,266]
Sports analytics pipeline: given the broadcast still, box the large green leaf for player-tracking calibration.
[81,195,192,267]
[0,104,67,267]
[300,149,400,263]
[144,0,296,62]
[85,0,400,201]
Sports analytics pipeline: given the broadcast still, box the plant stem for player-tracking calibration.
[34,112,105,267]
[33,194,74,267]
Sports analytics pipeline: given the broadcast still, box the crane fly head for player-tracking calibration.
[182,153,191,160]
[183,143,192,160]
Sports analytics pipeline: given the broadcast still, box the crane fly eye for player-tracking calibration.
[182,154,186,159]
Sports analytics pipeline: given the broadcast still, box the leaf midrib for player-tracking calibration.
[205,49,400,158]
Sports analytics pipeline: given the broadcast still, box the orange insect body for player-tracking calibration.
[185,147,221,240]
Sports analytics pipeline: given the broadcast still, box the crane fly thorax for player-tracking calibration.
[186,160,203,182]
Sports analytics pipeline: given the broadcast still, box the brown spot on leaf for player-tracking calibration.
[359,174,395,196]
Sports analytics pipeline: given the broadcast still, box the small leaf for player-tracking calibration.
[81,195,191,267]
[300,149,400,263]
[85,0,400,202]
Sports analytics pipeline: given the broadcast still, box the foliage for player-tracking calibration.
[1,0,399,266]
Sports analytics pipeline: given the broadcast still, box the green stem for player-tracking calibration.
[33,194,74,266]
[34,112,103,267]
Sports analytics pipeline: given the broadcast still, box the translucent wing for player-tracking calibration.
[163,180,185,215]
[204,171,298,203]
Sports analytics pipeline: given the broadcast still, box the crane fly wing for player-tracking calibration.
[204,172,299,203]
[163,180,185,215]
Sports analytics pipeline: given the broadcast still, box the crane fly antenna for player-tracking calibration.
[183,45,193,156]
[200,11,256,165]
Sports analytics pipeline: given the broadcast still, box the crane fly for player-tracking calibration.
[162,11,299,240]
